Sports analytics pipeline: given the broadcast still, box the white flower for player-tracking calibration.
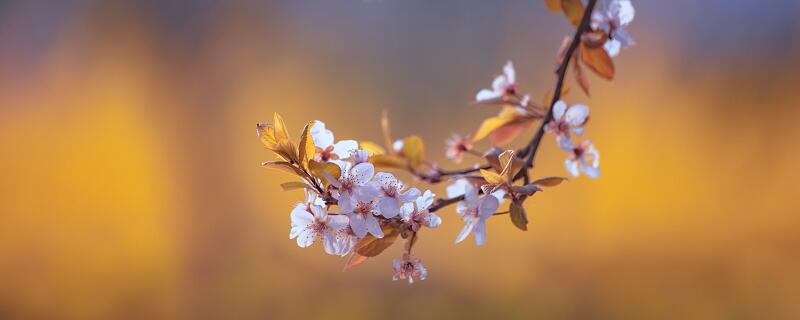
[545,100,589,150]
[330,162,380,205]
[565,140,600,178]
[310,120,359,162]
[475,61,516,102]
[445,133,473,164]
[289,202,349,255]
[454,182,499,246]
[373,172,420,218]
[447,178,506,204]
[392,253,427,284]
[350,149,370,164]
[592,0,635,57]
[338,197,384,238]
[333,225,359,256]
[400,190,442,232]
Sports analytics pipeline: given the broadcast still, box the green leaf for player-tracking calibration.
[510,202,528,231]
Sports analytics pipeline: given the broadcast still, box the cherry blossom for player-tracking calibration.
[350,149,370,164]
[338,196,384,238]
[289,202,349,255]
[392,253,427,284]
[333,225,359,256]
[592,0,635,57]
[565,140,600,178]
[373,172,420,218]
[545,100,589,150]
[447,178,506,205]
[400,190,442,233]
[310,120,359,162]
[454,182,500,246]
[329,162,380,205]
[475,61,516,102]
[445,133,473,163]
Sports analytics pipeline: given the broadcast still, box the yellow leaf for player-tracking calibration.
[359,141,386,156]
[473,107,525,143]
[355,226,400,257]
[510,202,528,231]
[370,154,407,169]
[309,160,341,186]
[256,122,278,150]
[280,181,310,191]
[480,169,505,185]
[298,121,316,168]
[273,113,298,163]
[544,0,561,12]
[498,150,523,182]
[402,135,425,169]
[532,176,568,187]
[489,118,534,146]
[581,44,615,80]
[561,0,585,26]
[262,161,307,177]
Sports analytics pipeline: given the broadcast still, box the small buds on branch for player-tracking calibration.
[258,0,635,283]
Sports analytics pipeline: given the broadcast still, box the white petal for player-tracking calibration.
[557,135,575,151]
[326,215,349,230]
[565,104,589,127]
[349,163,375,185]
[490,189,506,205]
[296,228,317,248]
[332,140,359,158]
[604,39,621,58]
[399,188,421,202]
[581,161,601,179]
[337,193,355,213]
[378,197,401,218]
[463,182,478,205]
[454,219,475,244]
[322,232,338,255]
[478,194,499,219]
[392,140,404,152]
[399,202,415,222]
[310,120,334,148]
[552,101,567,120]
[290,205,314,239]
[353,185,381,202]
[374,172,398,189]
[473,220,487,246]
[310,204,327,220]
[491,75,507,92]
[365,215,384,238]
[616,0,635,25]
[416,190,435,210]
[503,60,515,84]
[424,212,442,228]
[476,89,502,102]
[348,214,367,238]
[446,179,468,198]
[565,159,580,177]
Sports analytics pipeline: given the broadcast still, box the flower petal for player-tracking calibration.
[552,100,567,120]
[332,140,359,158]
[565,159,580,177]
[327,214,349,230]
[454,219,475,244]
[399,188,421,202]
[473,220,487,246]
[446,179,468,198]
[310,120,334,148]
[565,104,589,127]
[476,89,502,102]
[348,214,367,238]
[378,197,401,218]
[478,194,500,219]
[296,227,317,248]
[365,215,384,238]
[349,163,375,185]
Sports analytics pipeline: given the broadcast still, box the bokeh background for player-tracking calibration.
[1,0,800,319]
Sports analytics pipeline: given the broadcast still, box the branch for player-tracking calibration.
[429,0,598,213]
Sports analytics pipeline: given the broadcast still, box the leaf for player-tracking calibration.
[480,169,505,185]
[359,141,386,156]
[343,253,369,271]
[262,161,307,177]
[298,121,316,169]
[510,202,528,231]
[474,107,535,145]
[544,0,561,12]
[402,135,425,169]
[272,113,299,163]
[581,44,615,80]
[309,160,342,186]
[483,147,504,172]
[532,176,568,187]
[280,181,310,191]
[561,0,585,26]
[512,184,542,196]
[256,122,279,149]
[370,154,407,169]
[574,54,591,96]
[356,226,400,257]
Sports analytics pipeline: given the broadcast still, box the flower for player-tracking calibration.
[445,133,473,163]
[289,202,349,255]
[333,225,359,256]
[447,178,506,205]
[392,253,427,284]
[545,100,589,150]
[475,61,516,102]
[350,149,370,164]
[373,172,420,218]
[330,162,380,205]
[454,182,500,246]
[565,140,600,178]
[400,190,442,233]
[338,196,384,238]
[310,120,359,162]
[591,0,635,57]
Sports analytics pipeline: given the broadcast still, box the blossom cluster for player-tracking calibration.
[258,0,634,284]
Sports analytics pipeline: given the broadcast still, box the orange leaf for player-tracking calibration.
[544,0,561,12]
[262,161,307,177]
[343,253,369,271]
[561,0,585,26]
[298,121,315,169]
[532,176,568,187]
[581,44,615,80]
[574,55,591,96]
[488,118,534,146]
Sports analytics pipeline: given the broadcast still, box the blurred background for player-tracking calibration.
[1,0,799,319]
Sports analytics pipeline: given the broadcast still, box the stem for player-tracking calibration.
[428,0,597,213]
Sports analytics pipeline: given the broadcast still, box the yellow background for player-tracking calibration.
[1,1,799,319]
